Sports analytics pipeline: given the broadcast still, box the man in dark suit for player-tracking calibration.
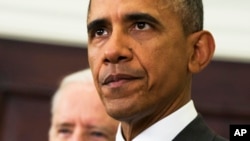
[87,0,228,140]
[173,115,226,141]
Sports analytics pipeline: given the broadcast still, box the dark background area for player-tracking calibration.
[0,38,250,141]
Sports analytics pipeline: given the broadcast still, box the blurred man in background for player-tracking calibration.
[49,68,119,141]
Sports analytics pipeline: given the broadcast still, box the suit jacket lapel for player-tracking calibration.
[173,115,218,141]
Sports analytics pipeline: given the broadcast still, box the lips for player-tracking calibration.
[102,74,138,85]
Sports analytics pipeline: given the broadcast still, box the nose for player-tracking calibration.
[70,133,85,141]
[104,30,133,64]
[68,129,86,141]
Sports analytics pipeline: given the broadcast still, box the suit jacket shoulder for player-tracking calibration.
[173,115,228,141]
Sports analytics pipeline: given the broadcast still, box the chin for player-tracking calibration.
[105,102,136,121]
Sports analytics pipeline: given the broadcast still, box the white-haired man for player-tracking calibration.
[49,68,119,141]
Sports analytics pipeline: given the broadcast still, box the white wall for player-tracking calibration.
[203,0,250,63]
[0,0,249,63]
[0,0,89,46]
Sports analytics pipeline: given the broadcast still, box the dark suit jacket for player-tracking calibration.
[173,115,228,141]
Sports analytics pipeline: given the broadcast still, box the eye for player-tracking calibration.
[94,28,108,37]
[58,128,72,136]
[90,131,106,138]
[134,22,151,30]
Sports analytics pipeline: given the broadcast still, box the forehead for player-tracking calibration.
[88,0,173,22]
[52,84,113,124]
[55,82,105,115]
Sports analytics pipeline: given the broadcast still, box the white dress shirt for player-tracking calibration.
[116,100,198,141]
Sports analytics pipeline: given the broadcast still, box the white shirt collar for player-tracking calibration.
[116,100,197,141]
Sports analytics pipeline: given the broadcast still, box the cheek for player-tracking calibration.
[132,42,166,90]
[88,48,103,90]
[138,38,187,82]
[88,47,102,73]
[88,47,97,69]
[136,40,169,72]
[48,127,55,140]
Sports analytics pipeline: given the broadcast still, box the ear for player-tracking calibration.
[188,31,215,73]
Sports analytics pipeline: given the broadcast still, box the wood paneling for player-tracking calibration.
[0,39,88,141]
[192,61,250,138]
[0,38,250,140]
[1,92,51,141]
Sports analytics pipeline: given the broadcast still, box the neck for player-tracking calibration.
[120,95,190,141]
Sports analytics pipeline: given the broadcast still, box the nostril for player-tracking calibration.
[104,56,128,63]
[118,56,127,61]
[104,58,110,62]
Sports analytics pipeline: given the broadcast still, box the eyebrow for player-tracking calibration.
[56,123,74,128]
[87,18,109,34]
[87,13,162,33]
[124,13,161,25]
